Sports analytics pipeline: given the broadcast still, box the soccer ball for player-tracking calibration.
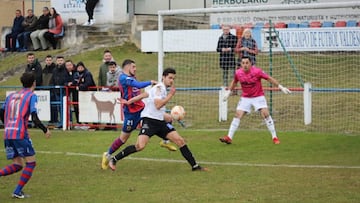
[170,105,185,121]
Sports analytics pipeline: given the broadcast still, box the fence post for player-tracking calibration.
[304,82,312,125]
[219,87,228,122]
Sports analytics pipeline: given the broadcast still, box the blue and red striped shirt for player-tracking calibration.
[2,88,37,139]
[118,73,151,113]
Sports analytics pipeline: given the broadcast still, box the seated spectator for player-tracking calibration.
[44,7,63,50]
[17,9,37,52]
[30,7,50,51]
[5,9,24,52]
[25,53,42,86]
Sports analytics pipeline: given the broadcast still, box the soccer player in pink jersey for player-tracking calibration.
[0,72,51,199]
[220,56,291,145]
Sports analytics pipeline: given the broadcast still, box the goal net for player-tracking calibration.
[151,2,360,134]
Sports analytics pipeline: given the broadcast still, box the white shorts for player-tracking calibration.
[236,96,268,113]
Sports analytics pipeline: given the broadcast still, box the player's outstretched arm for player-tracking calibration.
[223,79,236,101]
[267,76,291,94]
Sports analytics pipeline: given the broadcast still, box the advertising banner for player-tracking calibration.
[78,91,123,124]
[261,27,360,51]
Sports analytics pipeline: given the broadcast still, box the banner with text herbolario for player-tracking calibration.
[261,27,360,52]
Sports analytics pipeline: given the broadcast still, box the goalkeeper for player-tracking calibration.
[220,56,291,145]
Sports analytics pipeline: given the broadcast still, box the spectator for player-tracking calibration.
[44,7,63,50]
[216,25,238,87]
[17,9,38,52]
[72,62,96,124]
[5,9,24,52]
[104,61,122,130]
[49,56,66,124]
[25,53,42,86]
[106,61,122,89]
[82,0,99,26]
[98,49,115,87]
[235,28,259,65]
[63,60,78,125]
[30,7,50,51]
[42,55,56,86]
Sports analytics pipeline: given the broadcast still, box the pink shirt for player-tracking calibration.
[234,66,269,98]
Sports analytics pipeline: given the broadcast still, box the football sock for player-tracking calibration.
[162,139,170,144]
[0,163,22,176]
[108,137,124,154]
[14,162,36,195]
[114,145,137,161]
[227,117,240,139]
[180,145,197,167]
[265,116,277,138]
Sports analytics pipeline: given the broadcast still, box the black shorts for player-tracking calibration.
[138,117,175,139]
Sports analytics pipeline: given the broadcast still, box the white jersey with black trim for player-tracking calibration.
[141,82,166,121]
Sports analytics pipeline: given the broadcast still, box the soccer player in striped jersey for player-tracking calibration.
[101,59,176,170]
[108,68,208,172]
[220,56,291,145]
[0,72,51,199]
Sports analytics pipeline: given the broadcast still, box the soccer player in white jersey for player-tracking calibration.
[109,68,208,172]
[220,56,291,145]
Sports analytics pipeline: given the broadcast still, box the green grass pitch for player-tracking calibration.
[0,129,359,202]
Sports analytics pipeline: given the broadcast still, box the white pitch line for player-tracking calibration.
[36,150,360,169]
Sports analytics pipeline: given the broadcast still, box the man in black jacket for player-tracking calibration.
[216,25,238,87]
[25,53,42,86]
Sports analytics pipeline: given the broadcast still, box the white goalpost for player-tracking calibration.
[152,1,360,134]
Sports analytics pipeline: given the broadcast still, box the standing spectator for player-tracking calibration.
[42,55,56,124]
[17,9,38,52]
[63,60,78,125]
[220,56,291,145]
[235,28,259,65]
[98,49,115,87]
[25,53,42,86]
[82,0,99,26]
[216,25,238,87]
[44,7,63,50]
[49,56,66,125]
[106,61,122,89]
[42,55,56,86]
[103,61,122,130]
[30,7,50,51]
[72,62,96,124]
[5,9,24,52]
[0,72,51,199]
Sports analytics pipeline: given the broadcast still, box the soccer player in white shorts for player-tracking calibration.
[220,56,291,145]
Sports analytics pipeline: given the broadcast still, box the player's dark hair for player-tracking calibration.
[56,55,64,59]
[21,72,35,88]
[163,67,176,76]
[46,55,52,58]
[241,56,251,61]
[122,59,135,68]
[104,49,111,54]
